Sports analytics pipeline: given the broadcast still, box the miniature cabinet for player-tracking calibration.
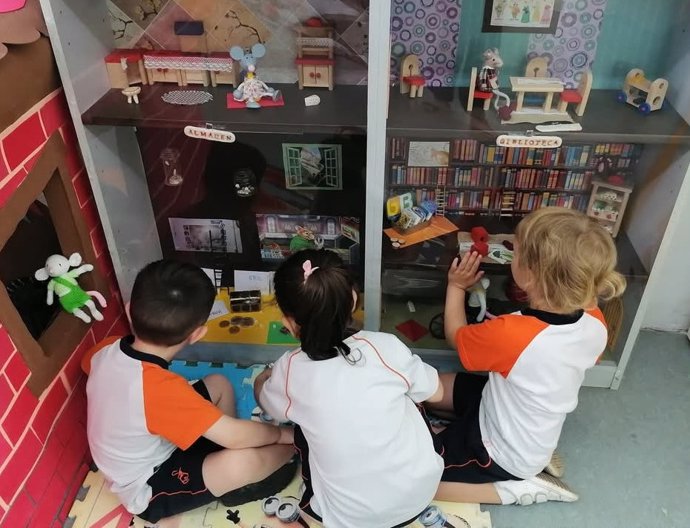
[586,181,633,237]
[41,0,690,390]
[295,25,335,90]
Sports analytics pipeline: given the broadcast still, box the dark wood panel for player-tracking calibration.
[387,88,690,144]
[82,84,367,134]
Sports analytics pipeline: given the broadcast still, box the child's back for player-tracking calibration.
[255,250,444,528]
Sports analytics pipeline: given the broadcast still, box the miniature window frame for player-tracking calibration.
[0,133,108,395]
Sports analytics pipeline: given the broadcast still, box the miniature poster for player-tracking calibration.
[282,143,343,190]
[483,0,561,33]
[256,214,359,263]
[169,218,243,253]
[407,141,450,167]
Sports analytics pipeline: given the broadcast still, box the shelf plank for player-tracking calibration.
[82,84,367,133]
[387,88,690,144]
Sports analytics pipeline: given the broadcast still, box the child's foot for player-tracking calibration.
[544,451,565,478]
[494,472,578,505]
[220,458,298,507]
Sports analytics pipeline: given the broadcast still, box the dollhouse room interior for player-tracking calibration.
[0,0,689,527]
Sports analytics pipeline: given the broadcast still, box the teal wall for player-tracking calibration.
[454,0,684,89]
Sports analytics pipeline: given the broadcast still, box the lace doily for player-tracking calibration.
[161,90,213,105]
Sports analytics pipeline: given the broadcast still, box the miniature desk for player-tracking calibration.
[204,289,364,345]
[510,76,564,113]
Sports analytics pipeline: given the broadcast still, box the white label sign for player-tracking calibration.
[234,270,275,296]
[496,134,562,148]
[184,126,236,143]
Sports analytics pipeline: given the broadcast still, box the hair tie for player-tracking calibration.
[302,260,319,282]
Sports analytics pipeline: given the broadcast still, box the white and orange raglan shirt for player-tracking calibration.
[456,308,607,479]
[82,336,223,514]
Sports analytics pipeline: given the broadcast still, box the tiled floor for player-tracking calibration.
[485,330,690,528]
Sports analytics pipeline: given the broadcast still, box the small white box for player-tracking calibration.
[234,270,275,296]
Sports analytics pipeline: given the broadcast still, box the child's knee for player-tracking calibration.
[203,374,234,400]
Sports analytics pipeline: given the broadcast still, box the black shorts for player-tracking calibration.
[436,373,520,484]
[138,380,223,523]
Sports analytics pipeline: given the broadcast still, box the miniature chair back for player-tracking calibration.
[467,67,492,111]
[525,56,549,78]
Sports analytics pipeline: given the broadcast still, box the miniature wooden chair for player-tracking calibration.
[400,55,425,98]
[525,56,549,77]
[467,67,492,111]
[557,70,593,117]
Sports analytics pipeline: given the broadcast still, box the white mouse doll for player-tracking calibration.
[34,253,107,323]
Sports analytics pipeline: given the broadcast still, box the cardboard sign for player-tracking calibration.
[184,126,236,143]
[496,134,562,148]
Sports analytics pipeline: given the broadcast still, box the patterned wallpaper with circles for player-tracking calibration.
[527,0,608,88]
[390,0,461,87]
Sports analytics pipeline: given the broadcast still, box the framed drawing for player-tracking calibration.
[482,0,562,34]
[282,143,343,191]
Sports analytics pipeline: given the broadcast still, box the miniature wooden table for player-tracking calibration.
[510,76,564,113]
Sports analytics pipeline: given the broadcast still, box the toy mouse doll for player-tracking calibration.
[34,253,107,323]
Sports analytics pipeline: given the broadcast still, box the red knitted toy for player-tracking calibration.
[470,226,489,257]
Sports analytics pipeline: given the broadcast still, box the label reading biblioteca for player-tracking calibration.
[184,126,236,143]
[496,135,562,148]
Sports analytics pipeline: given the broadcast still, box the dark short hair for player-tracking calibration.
[274,249,356,360]
[130,260,216,346]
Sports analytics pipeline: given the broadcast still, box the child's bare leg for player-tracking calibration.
[202,444,294,496]
[435,481,502,504]
[425,372,458,417]
[202,374,236,416]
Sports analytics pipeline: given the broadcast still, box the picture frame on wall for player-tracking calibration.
[482,0,562,34]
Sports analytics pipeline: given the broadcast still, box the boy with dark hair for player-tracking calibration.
[83,260,296,527]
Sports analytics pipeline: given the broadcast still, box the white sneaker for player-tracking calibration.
[494,472,579,506]
[544,451,565,478]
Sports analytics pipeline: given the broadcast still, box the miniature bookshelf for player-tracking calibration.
[388,138,642,218]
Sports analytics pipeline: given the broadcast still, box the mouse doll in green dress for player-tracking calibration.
[34,253,107,323]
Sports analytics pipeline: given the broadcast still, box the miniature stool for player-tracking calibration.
[122,86,141,104]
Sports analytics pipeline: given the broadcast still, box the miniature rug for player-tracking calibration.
[67,362,492,528]
[226,94,285,109]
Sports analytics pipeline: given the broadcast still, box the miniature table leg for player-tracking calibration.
[516,91,525,111]
[543,92,554,112]
[138,61,148,85]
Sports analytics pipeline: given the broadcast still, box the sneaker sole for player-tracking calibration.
[544,451,565,479]
[532,472,578,503]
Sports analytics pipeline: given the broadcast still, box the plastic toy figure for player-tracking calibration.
[34,252,107,323]
[289,225,324,252]
[230,43,281,109]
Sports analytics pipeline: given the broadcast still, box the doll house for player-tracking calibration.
[3,0,690,524]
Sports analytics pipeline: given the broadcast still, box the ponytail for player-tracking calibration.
[274,249,358,362]
[597,270,626,302]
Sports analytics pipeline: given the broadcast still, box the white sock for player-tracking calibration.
[494,480,519,505]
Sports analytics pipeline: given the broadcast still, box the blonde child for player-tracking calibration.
[429,207,626,505]
[254,249,445,528]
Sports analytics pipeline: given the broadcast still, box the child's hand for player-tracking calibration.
[278,425,294,445]
[448,251,484,291]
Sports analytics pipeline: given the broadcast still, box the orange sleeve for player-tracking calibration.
[456,315,548,376]
[142,365,224,449]
[81,336,122,375]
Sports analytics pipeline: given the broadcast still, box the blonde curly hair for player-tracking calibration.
[514,207,626,313]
